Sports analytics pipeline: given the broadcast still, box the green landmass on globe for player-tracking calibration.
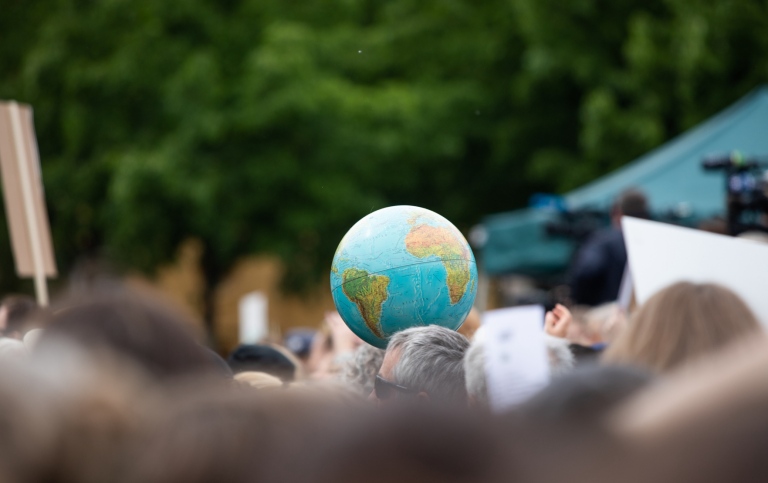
[405,224,471,304]
[341,268,390,338]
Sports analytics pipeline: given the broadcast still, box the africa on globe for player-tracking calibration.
[330,206,478,348]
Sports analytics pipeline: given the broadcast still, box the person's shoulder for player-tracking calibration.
[586,227,621,246]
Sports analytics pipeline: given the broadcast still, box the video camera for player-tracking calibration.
[702,151,768,235]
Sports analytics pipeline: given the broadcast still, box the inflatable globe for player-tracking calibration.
[331,206,478,348]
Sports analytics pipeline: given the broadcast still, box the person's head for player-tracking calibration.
[341,344,385,396]
[698,217,729,235]
[602,282,760,373]
[612,189,650,226]
[234,371,284,389]
[518,365,653,424]
[737,231,768,244]
[123,386,338,483]
[0,295,38,339]
[0,338,26,360]
[463,333,487,408]
[283,328,315,361]
[568,303,627,346]
[227,344,298,381]
[371,325,469,406]
[546,334,576,376]
[34,288,218,382]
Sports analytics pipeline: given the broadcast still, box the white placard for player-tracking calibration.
[622,217,768,326]
[482,305,550,412]
[617,264,634,313]
[238,291,268,344]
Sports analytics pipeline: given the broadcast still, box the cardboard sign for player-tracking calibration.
[482,305,550,412]
[622,217,768,326]
[0,101,57,305]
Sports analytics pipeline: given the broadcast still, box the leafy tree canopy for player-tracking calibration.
[0,0,766,293]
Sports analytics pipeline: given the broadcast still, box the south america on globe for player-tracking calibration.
[331,206,478,348]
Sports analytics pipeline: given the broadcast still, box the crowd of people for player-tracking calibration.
[0,193,766,482]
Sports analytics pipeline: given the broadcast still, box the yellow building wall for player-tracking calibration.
[141,239,334,354]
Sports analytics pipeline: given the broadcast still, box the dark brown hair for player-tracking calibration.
[1,294,38,336]
[35,288,217,381]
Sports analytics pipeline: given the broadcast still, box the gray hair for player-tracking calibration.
[341,344,386,396]
[545,334,575,377]
[463,336,487,406]
[389,325,469,403]
[463,328,574,407]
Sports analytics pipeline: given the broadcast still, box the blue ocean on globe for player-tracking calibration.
[331,205,478,348]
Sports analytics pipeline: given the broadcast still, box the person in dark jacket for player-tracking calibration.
[570,189,650,306]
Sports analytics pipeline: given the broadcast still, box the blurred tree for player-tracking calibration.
[0,0,766,323]
[516,0,768,191]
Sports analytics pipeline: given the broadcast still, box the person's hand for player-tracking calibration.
[545,303,572,339]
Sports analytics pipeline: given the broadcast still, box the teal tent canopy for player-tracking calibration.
[481,86,768,276]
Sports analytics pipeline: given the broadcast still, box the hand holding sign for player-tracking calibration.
[545,304,572,339]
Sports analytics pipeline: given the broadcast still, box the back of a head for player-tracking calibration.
[227,344,297,381]
[615,189,650,219]
[390,325,469,404]
[602,282,760,373]
[519,365,653,424]
[341,344,385,396]
[124,384,359,483]
[234,371,283,389]
[315,408,516,483]
[463,332,487,408]
[35,289,217,381]
[1,294,38,337]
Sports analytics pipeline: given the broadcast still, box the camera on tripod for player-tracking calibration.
[702,151,768,235]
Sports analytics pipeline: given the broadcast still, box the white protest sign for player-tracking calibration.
[617,264,634,313]
[238,291,268,344]
[622,217,768,326]
[482,305,550,412]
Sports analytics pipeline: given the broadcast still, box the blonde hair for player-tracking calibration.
[602,282,760,373]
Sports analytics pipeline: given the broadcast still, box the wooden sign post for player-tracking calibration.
[0,101,57,306]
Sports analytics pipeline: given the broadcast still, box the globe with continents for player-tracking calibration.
[331,206,478,348]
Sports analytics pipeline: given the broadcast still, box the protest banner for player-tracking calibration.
[0,101,57,305]
[623,216,768,326]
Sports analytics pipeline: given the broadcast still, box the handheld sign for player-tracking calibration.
[238,291,268,344]
[482,305,550,412]
[617,264,634,313]
[0,101,57,305]
[622,217,768,326]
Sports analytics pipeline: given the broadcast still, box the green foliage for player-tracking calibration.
[0,0,767,293]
